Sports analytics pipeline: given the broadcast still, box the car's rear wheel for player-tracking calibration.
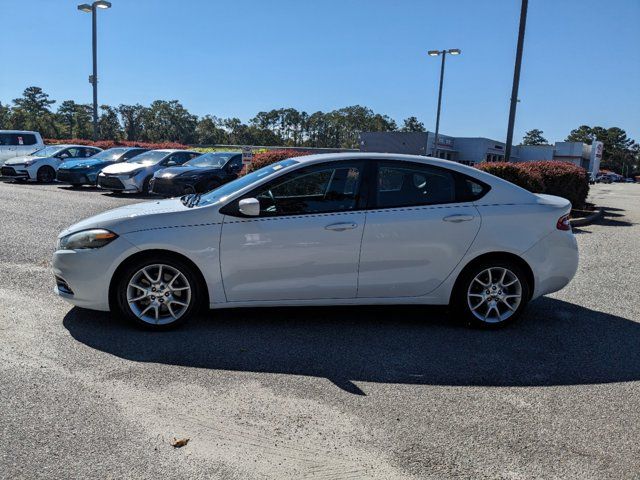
[452,260,530,328]
[37,166,56,183]
[114,257,202,330]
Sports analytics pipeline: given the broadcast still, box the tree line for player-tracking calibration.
[0,86,425,149]
[1,86,637,174]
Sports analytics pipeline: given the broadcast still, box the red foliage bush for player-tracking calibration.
[244,149,313,174]
[45,138,188,150]
[477,160,589,207]
[475,162,544,192]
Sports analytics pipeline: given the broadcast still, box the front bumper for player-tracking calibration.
[52,238,139,311]
[1,165,31,180]
[57,169,94,185]
[149,176,190,197]
[97,173,140,192]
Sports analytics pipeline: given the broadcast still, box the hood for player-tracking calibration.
[59,158,109,170]
[155,165,223,178]
[5,155,46,165]
[59,198,222,238]
[101,162,151,174]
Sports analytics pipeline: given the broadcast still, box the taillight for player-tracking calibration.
[556,214,571,231]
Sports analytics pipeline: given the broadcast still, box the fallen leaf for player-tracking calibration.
[171,437,190,448]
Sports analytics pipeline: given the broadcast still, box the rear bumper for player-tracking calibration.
[522,230,579,299]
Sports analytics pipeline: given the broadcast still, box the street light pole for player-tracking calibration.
[434,51,447,158]
[77,1,111,141]
[91,4,98,140]
[428,49,461,157]
[504,0,528,162]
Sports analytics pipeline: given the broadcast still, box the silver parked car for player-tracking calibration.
[97,149,201,194]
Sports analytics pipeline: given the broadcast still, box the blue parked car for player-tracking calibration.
[56,147,149,187]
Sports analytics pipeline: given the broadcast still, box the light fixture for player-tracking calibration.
[427,50,441,56]
[448,49,462,55]
[95,0,112,8]
[77,3,92,12]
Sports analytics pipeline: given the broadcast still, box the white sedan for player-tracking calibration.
[53,153,578,330]
[1,144,102,182]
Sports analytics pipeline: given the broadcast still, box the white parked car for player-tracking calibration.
[97,149,201,194]
[53,153,579,330]
[0,130,44,164]
[1,144,102,182]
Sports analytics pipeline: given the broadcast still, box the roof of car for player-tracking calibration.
[46,144,101,149]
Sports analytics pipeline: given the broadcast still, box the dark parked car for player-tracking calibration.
[57,147,149,187]
[150,152,243,197]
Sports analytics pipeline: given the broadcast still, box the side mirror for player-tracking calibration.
[238,198,260,216]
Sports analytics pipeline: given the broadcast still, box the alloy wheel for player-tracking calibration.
[126,264,192,325]
[466,267,522,324]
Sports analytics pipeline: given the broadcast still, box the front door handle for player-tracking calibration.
[325,222,358,231]
[443,214,474,223]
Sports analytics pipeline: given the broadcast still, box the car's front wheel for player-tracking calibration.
[114,257,202,330]
[452,260,530,328]
[37,166,56,183]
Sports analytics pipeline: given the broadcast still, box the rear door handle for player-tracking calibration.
[325,222,358,231]
[443,214,474,223]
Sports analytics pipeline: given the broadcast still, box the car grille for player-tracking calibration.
[1,166,17,176]
[98,175,125,190]
[57,170,88,184]
[150,177,184,196]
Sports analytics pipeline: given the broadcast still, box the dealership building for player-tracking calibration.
[359,131,603,173]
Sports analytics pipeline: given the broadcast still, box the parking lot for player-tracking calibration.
[0,181,639,479]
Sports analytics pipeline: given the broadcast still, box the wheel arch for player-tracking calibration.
[108,248,210,311]
[450,251,535,304]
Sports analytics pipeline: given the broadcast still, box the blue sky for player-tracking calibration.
[1,0,638,143]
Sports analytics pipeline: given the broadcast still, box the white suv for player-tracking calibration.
[0,130,44,164]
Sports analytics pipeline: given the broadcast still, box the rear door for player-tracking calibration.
[357,160,483,298]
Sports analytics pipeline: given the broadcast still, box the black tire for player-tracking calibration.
[451,259,530,329]
[141,176,152,195]
[114,255,203,330]
[37,166,56,183]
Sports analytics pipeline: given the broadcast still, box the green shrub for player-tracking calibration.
[245,149,312,174]
[476,161,589,207]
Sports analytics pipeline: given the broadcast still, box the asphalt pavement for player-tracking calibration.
[1,181,639,479]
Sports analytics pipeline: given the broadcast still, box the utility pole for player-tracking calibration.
[504,0,528,162]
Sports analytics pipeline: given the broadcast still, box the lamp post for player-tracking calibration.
[77,0,112,141]
[427,49,460,157]
[504,0,528,162]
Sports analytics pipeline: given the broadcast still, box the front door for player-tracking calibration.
[358,160,482,298]
[220,160,368,302]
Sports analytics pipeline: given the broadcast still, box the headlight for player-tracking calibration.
[24,159,39,167]
[58,229,118,250]
[127,168,144,178]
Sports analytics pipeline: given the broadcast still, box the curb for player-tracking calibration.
[570,208,604,227]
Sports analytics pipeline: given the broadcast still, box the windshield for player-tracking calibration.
[89,147,129,161]
[31,146,66,158]
[127,150,169,165]
[185,152,236,168]
[197,159,300,207]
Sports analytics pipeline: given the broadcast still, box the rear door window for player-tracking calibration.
[373,160,489,208]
